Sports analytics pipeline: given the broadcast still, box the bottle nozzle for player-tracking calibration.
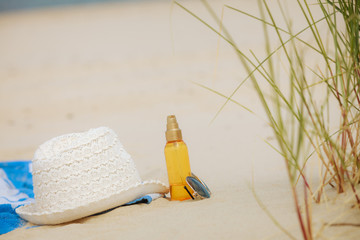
[166,115,182,142]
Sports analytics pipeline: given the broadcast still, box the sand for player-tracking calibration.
[0,0,359,239]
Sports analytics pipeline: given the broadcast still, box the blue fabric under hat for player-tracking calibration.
[0,161,33,235]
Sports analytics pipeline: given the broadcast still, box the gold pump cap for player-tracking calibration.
[166,115,182,142]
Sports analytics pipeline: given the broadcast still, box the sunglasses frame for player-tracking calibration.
[184,173,211,200]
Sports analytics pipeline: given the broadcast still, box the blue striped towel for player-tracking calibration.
[0,161,163,235]
[0,161,33,235]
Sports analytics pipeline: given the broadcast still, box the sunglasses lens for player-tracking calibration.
[186,176,211,199]
[191,173,211,195]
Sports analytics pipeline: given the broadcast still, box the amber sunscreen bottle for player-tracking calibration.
[164,115,193,201]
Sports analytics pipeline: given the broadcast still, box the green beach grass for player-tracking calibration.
[175,0,360,239]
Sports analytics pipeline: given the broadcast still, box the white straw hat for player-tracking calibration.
[16,127,168,225]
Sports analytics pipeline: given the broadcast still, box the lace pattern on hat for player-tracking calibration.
[31,127,141,212]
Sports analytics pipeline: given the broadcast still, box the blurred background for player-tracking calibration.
[0,0,284,190]
[0,0,149,12]
[0,0,275,187]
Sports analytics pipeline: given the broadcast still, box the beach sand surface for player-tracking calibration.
[0,0,359,239]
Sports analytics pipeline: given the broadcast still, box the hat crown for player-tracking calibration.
[31,127,141,213]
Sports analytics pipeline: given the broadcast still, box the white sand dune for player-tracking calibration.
[0,0,359,239]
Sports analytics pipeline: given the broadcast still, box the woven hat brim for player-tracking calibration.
[16,180,168,225]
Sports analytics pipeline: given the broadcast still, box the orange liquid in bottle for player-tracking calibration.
[165,140,192,201]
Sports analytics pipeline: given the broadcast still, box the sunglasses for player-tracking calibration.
[184,173,211,200]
